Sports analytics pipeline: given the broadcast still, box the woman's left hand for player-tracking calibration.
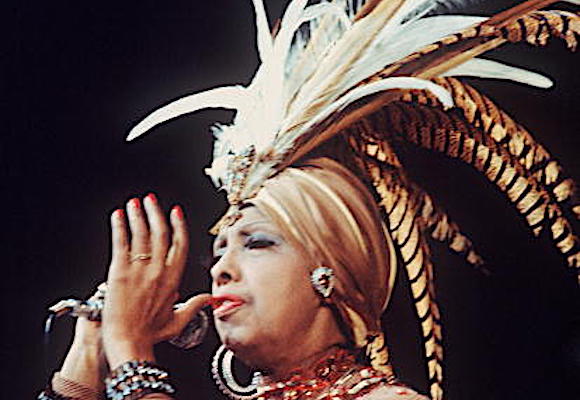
[102,193,211,369]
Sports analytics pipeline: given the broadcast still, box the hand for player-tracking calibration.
[59,317,108,390]
[102,193,211,369]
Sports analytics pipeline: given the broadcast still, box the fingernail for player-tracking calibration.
[113,209,125,219]
[129,198,140,209]
[145,192,157,204]
[172,205,184,220]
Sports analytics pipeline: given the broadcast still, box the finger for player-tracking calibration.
[173,293,212,329]
[143,193,170,265]
[109,209,129,278]
[160,293,212,340]
[126,197,150,263]
[165,205,189,286]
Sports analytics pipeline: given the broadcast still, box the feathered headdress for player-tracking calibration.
[127,1,580,398]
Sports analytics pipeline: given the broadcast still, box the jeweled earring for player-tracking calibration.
[310,266,335,298]
[211,344,259,400]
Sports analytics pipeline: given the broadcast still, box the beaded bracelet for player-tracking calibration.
[105,360,176,400]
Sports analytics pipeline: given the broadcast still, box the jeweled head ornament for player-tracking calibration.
[127,1,580,398]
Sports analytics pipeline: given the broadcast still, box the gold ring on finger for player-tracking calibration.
[130,253,152,263]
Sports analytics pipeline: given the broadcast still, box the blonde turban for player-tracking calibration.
[241,158,397,369]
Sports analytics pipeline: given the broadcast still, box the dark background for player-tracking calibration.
[3,1,579,399]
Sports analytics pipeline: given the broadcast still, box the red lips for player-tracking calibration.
[209,294,246,318]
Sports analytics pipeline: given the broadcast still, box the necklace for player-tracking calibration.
[254,348,391,400]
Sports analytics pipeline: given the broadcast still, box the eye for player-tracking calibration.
[245,235,276,249]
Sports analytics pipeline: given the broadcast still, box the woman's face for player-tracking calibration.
[210,206,342,367]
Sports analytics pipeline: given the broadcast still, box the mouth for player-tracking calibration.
[210,294,246,319]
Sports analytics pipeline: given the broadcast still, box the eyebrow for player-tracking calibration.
[213,220,272,250]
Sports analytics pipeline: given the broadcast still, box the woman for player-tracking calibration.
[39,0,579,399]
[43,159,426,400]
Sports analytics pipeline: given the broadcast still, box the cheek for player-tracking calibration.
[249,261,319,324]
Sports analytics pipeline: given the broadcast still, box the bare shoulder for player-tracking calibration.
[358,384,429,400]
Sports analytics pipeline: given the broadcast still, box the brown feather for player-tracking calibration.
[349,125,487,269]
[368,101,580,270]
[401,77,577,206]
[363,158,444,400]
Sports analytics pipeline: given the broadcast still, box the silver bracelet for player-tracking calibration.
[105,360,176,400]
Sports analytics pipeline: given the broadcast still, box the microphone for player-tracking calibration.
[46,283,208,350]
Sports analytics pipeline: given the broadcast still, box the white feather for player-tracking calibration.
[284,14,483,134]
[290,77,453,135]
[286,2,480,122]
[126,85,246,141]
[340,16,486,100]
[443,58,554,88]
[285,0,402,117]
[257,0,308,143]
[359,15,485,67]
[252,0,274,63]
[284,2,352,108]
[301,2,352,28]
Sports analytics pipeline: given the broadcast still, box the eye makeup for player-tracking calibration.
[244,232,279,249]
[211,220,283,261]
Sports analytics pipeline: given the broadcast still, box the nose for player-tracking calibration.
[210,251,240,288]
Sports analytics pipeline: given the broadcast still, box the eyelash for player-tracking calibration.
[245,237,276,249]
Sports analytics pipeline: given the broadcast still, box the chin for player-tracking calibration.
[215,324,266,366]
[216,321,251,349]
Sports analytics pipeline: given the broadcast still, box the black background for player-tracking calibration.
[3,1,580,399]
